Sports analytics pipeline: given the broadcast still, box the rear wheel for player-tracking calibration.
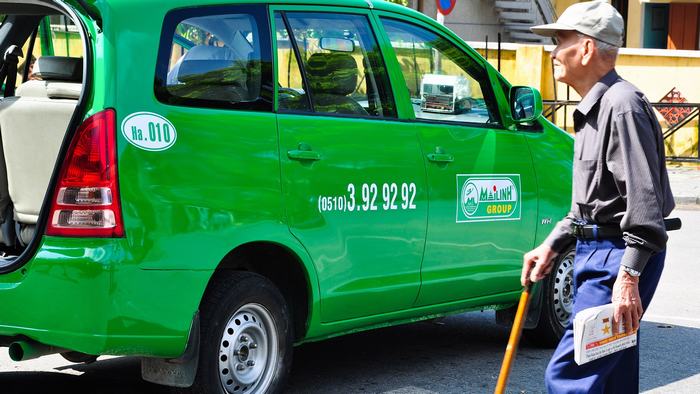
[188,271,292,394]
[525,245,575,347]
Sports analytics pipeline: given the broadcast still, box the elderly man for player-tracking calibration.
[520,1,675,393]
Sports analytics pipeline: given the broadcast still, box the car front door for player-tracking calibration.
[378,16,538,306]
[272,8,428,322]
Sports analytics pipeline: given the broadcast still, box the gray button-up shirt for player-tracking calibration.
[544,69,675,273]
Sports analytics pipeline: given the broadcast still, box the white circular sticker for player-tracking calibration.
[121,112,177,151]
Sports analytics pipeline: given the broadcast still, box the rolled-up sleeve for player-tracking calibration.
[544,207,575,254]
[606,110,668,273]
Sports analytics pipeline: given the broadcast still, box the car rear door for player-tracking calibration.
[376,15,538,306]
[271,6,428,322]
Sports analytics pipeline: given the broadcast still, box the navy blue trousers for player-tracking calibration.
[545,238,665,394]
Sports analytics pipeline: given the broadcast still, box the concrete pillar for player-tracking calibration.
[627,0,643,48]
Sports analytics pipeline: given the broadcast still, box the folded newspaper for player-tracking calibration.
[573,303,637,365]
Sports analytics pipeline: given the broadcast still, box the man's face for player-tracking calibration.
[551,31,584,85]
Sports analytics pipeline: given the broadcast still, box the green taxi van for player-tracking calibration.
[0,0,574,392]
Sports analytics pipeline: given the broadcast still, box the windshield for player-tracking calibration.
[425,84,454,95]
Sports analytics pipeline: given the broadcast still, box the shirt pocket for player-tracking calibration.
[573,158,600,215]
[574,158,599,186]
[575,128,600,161]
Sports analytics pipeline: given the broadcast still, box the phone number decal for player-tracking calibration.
[318,183,417,213]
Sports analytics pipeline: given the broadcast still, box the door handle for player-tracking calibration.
[427,153,454,163]
[287,143,321,162]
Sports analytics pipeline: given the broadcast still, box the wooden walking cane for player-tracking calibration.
[494,283,532,394]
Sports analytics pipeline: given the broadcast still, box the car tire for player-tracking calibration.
[187,271,293,394]
[524,245,576,347]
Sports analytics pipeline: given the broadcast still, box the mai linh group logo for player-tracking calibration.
[457,175,521,223]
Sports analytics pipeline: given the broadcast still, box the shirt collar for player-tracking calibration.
[575,69,620,117]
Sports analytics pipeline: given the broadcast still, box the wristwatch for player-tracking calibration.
[621,265,642,277]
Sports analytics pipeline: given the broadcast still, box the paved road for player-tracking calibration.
[2,208,698,393]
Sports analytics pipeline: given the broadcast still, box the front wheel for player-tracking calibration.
[187,271,293,394]
[524,245,576,347]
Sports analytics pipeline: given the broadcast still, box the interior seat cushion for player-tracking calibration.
[0,139,10,224]
[16,80,81,100]
[15,80,49,98]
[0,97,77,224]
[46,82,82,99]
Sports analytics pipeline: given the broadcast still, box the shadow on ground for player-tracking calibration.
[0,313,697,393]
[0,356,168,394]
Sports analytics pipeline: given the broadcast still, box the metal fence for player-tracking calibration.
[543,100,700,162]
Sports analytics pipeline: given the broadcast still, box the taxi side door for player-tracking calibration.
[272,6,429,323]
[376,14,538,306]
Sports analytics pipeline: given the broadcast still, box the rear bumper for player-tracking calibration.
[0,236,211,357]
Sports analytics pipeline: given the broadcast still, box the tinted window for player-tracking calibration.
[381,18,501,126]
[277,12,396,118]
[274,13,311,112]
[155,5,273,111]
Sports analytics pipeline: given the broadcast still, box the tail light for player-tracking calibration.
[46,109,124,237]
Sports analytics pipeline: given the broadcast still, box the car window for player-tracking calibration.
[155,5,273,111]
[276,12,396,118]
[19,16,82,84]
[381,18,501,126]
[274,14,311,112]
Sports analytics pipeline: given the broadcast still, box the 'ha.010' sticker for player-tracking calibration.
[456,174,521,223]
[121,112,177,151]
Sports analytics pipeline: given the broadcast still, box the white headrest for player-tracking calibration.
[47,82,82,99]
[167,45,241,85]
[15,80,48,98]
[15,80,81,100]
[183,45,239,61]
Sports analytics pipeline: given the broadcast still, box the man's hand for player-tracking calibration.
[521,244,558,287]
[611,270,643,334]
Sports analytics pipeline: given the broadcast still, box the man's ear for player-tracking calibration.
[581,38,595,66]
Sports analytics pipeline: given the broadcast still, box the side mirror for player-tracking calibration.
[510,86,543,123]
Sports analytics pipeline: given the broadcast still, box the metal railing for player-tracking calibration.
[543,100,700,162]
[535,0,558,26]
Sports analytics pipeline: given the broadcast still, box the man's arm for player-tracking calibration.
[606,109,668,273]
[606,106,668,333]
[521,209,576,286]
[543,211,576,253]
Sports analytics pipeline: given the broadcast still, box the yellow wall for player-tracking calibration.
[21,31,83,60]
[556,0,700,48]
[489,43,700,157]
[627,0,643,48]
[554,0,579,16]
[17,32,82,86]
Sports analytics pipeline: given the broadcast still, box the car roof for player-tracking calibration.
[63,0,440,40]
[67,0,417,15]
[61,0,483,63]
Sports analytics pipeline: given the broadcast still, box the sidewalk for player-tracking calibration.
[667,162,700,206]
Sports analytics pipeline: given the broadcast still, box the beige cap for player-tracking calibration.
[530,1,624,47]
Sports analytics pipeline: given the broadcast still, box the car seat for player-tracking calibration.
[0,56,82,246]
[286,52,368,116]
[166,44,253,102]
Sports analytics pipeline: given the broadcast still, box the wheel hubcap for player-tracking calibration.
[552,254,575,327]
[219,304,278,393]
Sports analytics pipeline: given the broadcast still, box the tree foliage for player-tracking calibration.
[384,0,409,6]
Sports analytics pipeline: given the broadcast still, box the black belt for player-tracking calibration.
[571,223,622,240]
[572,218,682,240]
